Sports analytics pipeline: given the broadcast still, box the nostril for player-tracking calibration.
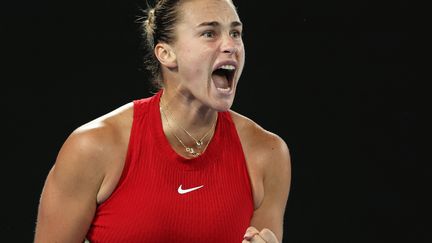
[223,47,237,54]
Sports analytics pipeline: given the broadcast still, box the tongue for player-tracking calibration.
[212,73,229,89]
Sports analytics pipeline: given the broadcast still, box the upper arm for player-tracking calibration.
[249,134,291,242]
[34,128,109,243]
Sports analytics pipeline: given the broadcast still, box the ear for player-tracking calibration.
[154,43,177,69]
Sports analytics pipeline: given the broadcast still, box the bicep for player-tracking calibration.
[34,133,106,243]
[35,168,97,243]
[249,137,291,242]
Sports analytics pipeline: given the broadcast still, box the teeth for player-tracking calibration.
[217,87,231,92]
[219,65,235,70]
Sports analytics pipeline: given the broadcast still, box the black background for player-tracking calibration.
[2,0,421,242]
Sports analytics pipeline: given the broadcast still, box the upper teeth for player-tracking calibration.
[220,65,235,70]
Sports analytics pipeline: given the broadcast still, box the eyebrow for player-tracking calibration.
[196,21,243,28]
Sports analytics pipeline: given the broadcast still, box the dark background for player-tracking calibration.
[2,0,420,242]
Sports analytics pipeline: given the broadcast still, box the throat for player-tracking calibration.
[160,105,218,159]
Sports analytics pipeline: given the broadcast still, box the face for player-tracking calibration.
[169,0,245,111]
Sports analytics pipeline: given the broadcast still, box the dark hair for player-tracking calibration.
[139,0,183,89]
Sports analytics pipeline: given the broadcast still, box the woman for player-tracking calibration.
[34,0,291,242]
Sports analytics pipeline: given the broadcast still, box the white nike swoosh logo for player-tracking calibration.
[177,184,204,194]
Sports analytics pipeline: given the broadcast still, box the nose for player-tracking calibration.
[221,34,238,55]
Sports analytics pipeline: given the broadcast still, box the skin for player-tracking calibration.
[34,0,291,242]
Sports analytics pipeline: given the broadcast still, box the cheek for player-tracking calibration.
[239,44,245,58]
[175,44,215,78]
[180,56,208,79]
[178,47,206,65]
[184,53,212,74]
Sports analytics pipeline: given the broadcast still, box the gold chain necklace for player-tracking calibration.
[161,103,216,148]
[160,106,216,157]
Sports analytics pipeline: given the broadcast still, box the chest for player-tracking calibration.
[89,152,254,242]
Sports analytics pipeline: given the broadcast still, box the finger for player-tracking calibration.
[243,226,260,240]
[252,233,267,243]
[259,228,279,243]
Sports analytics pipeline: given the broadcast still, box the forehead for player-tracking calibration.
[178,0,240,25]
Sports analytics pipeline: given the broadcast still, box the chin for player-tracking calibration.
[212,97,235,112]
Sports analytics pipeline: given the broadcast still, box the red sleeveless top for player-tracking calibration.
[86,90,254,242]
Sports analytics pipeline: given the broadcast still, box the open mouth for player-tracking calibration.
[212,64,235,92]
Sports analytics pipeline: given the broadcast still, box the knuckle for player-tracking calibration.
[260,228,278,242]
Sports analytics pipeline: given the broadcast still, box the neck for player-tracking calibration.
[160,88,217,134]
[159,88,218,158]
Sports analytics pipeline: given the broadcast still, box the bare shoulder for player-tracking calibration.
[228,110,291,168]
[72,101,134,148]
[60,102,133,161]
[229,110,291,242]
[229,110,291,206]
[52,102,134,193]
[34,102,135,242]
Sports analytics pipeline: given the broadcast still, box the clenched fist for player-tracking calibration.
[242,226,279,243]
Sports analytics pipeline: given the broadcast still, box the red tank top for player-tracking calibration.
[86,90,254,242]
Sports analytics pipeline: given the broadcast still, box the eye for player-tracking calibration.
[230,30,242,39]
[202,30,215,38]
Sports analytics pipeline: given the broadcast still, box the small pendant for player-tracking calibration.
[196,140,203,147]
[186,147,200,157]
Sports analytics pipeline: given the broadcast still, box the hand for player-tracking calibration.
[242,226,279,243]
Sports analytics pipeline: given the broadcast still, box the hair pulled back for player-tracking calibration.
[140,0,182,89]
